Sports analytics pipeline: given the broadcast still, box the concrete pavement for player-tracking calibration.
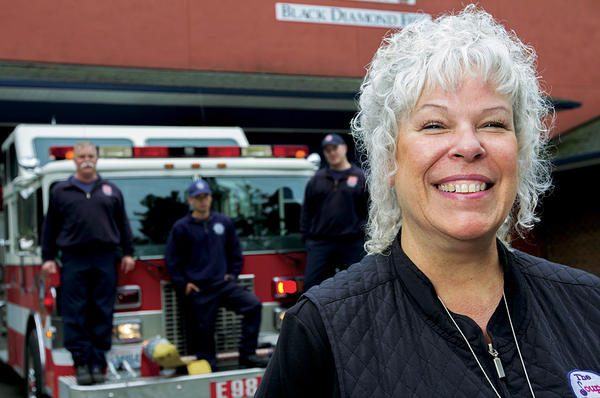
[0,361,22,398]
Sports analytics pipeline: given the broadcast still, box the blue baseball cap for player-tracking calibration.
[321,133,345,148]
[188,179,212,197]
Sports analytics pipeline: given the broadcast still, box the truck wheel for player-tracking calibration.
[25,331,44,398]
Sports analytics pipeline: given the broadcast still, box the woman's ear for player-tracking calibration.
[389,175,395,187]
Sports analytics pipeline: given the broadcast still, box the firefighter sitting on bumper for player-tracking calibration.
[165,179,269,369]
[41,141,135,386]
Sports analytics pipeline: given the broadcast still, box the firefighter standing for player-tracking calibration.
[41,141,135,385]
[165,179,269,369]
[300,134,369,292]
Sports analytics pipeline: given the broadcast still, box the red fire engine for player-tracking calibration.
[0,124,316,397]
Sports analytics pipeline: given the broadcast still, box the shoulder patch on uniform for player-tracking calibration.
[347,175,358,188]
[213,222,225,235]
[102,184,113,196]
[569,370,600,397]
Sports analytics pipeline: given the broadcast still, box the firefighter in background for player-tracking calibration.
[41,141,135,385]
[165,179,269,369]
[300,133,368,292]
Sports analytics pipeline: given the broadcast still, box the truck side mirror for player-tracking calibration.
[18,157,40,170]
[307,153,321,167]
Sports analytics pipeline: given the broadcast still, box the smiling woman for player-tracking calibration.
[256,5,600,398]
[394,77,519,249]
[355,16,552,255]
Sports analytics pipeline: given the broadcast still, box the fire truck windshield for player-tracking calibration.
[110,176,309,256]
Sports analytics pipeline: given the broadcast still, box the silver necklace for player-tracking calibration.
[438,291,535,397]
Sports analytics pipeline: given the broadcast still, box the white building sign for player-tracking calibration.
[275,3,430,29]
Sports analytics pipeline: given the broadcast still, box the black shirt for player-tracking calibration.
[41,175,134,260]
[257,237,600,397]
[257,299,339,398]
[300,164,368,242]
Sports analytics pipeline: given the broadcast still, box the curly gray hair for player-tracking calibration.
[351,5,553,254]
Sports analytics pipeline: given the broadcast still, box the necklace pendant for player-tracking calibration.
[488,343,506,379]
[493,356,506,379]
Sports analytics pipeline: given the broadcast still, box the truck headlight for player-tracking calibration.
[113,320,142,343]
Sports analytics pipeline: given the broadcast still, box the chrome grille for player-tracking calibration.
[161,275,255,356]
[161,281,188,354]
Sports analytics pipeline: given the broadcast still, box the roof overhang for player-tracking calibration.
[0,61,360,111]
[551,116,600,171]
[0,61,583,136]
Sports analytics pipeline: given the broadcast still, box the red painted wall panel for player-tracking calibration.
[0,0,190,68]
[0,0,598,134]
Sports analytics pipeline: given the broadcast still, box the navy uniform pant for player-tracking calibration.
[184,279,262,367]
[60,250,117,369]
[303,238,366,293]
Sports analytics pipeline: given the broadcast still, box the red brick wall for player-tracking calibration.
[0,0,598,134]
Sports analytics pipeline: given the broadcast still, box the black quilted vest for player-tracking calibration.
[304,237,600,397]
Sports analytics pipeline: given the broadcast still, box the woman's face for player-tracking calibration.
[394,76,518,245]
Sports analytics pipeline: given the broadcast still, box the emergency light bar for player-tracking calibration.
[99,146,132,158]
[242,145,272,157]
[207,146,241,157]
[133,146,169,158]
[49,144,309,160]
[49,146,75,160]
[273,145,307,159]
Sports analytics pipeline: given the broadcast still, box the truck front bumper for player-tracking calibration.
[59,368,265,398]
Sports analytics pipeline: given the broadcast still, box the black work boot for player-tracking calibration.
[75,365,93,385]
[90,366,105,384]
[239,354,270,368]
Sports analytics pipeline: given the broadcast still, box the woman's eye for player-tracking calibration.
[483,121,507,129]
[422,122,445,130]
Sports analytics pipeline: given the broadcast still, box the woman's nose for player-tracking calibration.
[448,125,486,162]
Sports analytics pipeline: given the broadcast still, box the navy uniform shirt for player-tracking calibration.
[41,175,134,260]
[165,211,243,291]
[300,164,368,242]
